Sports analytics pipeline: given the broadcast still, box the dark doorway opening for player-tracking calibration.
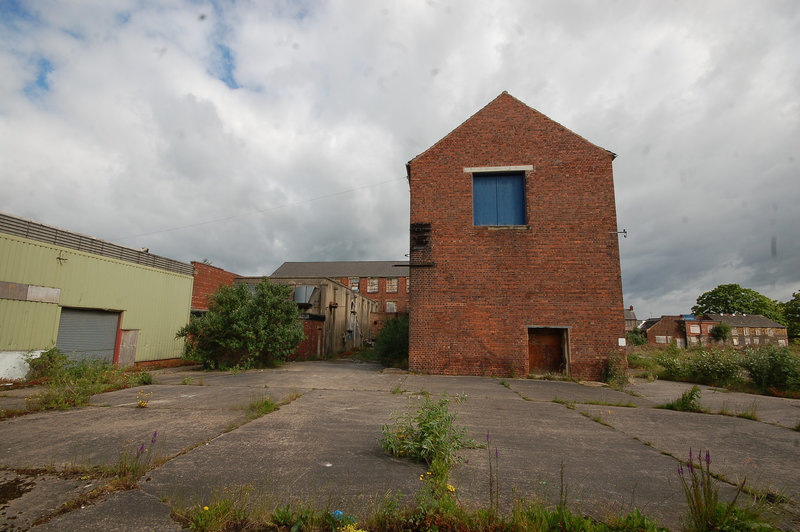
[528,327,567,374]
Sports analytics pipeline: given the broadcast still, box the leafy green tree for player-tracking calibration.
[781,291,800,338]
[710,322,731,342]
[177,278,304,369]
[691,284,785,325]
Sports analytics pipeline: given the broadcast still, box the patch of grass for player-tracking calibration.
[656,385,708,413]
[530,372,580,382]
[552,396,575,409]
[181,376,205,385]
[499,378,510,388]
[246,394,278,419]
[580,410,612,427]
[390,385,405,394]
[579,399,637,408]
[22,348,153,412]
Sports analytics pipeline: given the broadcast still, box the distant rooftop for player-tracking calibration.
[271,261,409,278]
[704,313,785,328]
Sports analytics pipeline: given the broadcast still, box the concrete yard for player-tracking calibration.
[1,360,798,531]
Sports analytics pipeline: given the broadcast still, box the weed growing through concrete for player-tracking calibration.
[552,396,576,409]
[246,393,277,419]
[181,376,205,385]
[114,431,159,488]
[657,385,707,413]
[23,348,153,412]
[136,390,152,407]
[380,395,471,469]
[677,448,770,531]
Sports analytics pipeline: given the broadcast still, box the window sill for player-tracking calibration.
[482,225,530,231]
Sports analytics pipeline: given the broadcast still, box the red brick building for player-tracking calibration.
[271,261,409,335]
[190,261,239,313]
[406,92,625,379]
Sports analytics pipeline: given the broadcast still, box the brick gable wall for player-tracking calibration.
[407,92,625,379]
[190,262,239,311]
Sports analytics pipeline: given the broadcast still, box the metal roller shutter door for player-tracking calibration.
[56,308,119,362]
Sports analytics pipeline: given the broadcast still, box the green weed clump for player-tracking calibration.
[380,395,471,470]
[739,345,800,394]
[113,431,160,489]
[657,385,707,413]
[677,449,770,532]
[24,348,153,411]
[656,345,742,387]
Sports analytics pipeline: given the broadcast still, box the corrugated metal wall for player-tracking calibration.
[0,233,192,361]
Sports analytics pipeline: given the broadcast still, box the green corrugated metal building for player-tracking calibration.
[0,212,193,379]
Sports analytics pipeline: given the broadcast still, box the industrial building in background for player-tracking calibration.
[0,212,193,379]
[406,92,626,379]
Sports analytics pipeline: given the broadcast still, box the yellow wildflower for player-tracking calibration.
[446,484,456,492]
[203,506,209,511]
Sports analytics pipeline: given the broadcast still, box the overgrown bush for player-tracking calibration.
[177,278,304,370]
[739,345,800,393]
[23,348,152,411]
[373,313,409,369]
[601,351,628,390]
[626,327,648,346]
[656,345,742,386]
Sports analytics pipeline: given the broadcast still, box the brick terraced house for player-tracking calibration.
[406,92,626,379]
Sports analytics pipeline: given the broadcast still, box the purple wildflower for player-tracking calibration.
[678,464,684,475]
[705,450,710,466]
[137,443,145,458]
[486,431,491,443]
[741,478,747,489]
[688,461,694,474]
[495,448,499,459]
[152,431,158,444]
[689,448,693,463]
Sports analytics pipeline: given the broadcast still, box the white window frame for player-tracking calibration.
[386,278,398,293]
[367,278,378,293]
[385,301,397,313]
[348,277,360,291]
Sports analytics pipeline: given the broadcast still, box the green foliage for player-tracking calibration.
[626,327,648,346]
[177,279,304,369]
[380,395,470,470]
[781,291,800,338]
[114,431,160,489]
[677,449,769,532]
[692,284,785,325]
[710,322,731,342]
[23,348,153,411]
[656,345,742,386]
[25,347,69,381]
[739,345,800,393]
[657,385,707,412]
[246,394,277,419]
[601,352,628,390]
[373,314,409,368]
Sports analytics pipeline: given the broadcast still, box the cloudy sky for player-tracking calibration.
[1,0,798,318]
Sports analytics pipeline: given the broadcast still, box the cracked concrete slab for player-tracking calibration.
[0,361,797,531]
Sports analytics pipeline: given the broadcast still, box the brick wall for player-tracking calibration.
[190,262,239,311]
[407,92,625,380]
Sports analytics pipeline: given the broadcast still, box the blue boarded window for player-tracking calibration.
[472,173,526,226]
